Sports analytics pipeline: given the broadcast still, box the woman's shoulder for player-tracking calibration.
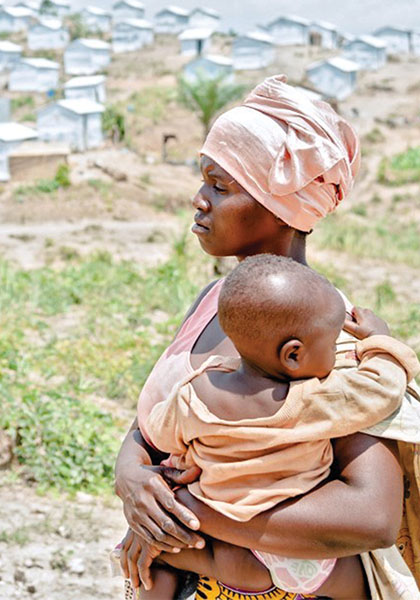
[179,279,223,328]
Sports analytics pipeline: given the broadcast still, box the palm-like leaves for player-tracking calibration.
[178,72,246,141]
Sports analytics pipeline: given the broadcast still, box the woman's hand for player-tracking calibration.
[118,461,205,551]
[344,306,390,339]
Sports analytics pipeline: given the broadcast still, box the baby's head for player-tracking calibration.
[218,254,346,380]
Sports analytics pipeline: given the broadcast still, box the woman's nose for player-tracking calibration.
[192,190,211,212]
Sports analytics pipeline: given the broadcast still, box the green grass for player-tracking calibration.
[13,164,70,200]
[314,213,420,268]
[377,147,420,185]
[0,237,212,494]
[11,96,35,112]
[128,86,175,124]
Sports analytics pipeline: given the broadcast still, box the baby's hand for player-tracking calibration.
[344,307,390,339]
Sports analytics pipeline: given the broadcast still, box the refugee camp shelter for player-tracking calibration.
[306,56,359,100]
[179,28,212,56]
[309,20,339,49]
[14,1,39,17]
[188,7,220,31]
[43,0,71,18]
[0,6,33,33]
[81,6,112,33]
[183,54,233,82]
[28,18,69,50]
[0,122,37,181]
[0,41,22,72]
[112,19,154,53]
[64,74,106,103]
[9,58,59,92]
[232,31,275,70]
[412,30,420,55]
[64,38,111,75]
[154,6,189,34]
[0,99,11,122]
[113,0,145,23]
[343,35,387,70]
[373,26,411,54]
[266,15,310,45]
[37,99,104,152]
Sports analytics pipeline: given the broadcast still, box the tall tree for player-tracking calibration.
[178,73,245,141]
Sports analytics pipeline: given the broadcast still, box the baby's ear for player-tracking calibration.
[279,339,303,372]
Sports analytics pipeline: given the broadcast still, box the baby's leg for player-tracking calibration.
[161,539,273,592]
[315,555,369,599]
[139,565,178,600]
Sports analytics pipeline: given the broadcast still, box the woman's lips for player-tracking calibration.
[192,214,211,234]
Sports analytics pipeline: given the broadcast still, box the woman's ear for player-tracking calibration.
[279,339,304,372]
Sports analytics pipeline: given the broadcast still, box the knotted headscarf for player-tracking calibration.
[201,75,360,232]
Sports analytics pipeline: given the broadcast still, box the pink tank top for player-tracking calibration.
[137,279,225,444]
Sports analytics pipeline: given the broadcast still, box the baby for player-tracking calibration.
[122,254,419,600]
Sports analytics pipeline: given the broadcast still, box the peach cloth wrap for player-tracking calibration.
[146,335,419,522]
[201,74,361,232]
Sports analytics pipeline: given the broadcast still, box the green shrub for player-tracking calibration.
[54,163,71,188]
[102,105,126,141]
[378,147,420,185]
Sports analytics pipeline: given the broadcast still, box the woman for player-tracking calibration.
[115,75,418,599]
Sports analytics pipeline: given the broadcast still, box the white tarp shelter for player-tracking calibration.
[64,38,111,75]
[306,56,359,100]
[343,35,387,70]
[81,6,112,33]
[64,74,106,103]
[14,1,39,17]
[179,28,212,56]
[373,26,411,54]
[43,0,71,18]
[113,0,145,23]
[267,15,310,45]
[0,41,22,71]
[112,19,154,52]
[37,98,104,152]
[188,7,220,31]
[9,58,59,92]
[310,20,339,49]
[0,122,37,180]
[233,31,275,70]
[0,6,33,32]
[183,54,233,82]
[28,18,69,50]
[154,6,189,34]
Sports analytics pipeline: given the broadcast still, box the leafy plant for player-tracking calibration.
[178,73,246,140]
[102,105,126,142]
[377,147,420,185]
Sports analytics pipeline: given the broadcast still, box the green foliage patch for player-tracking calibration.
[377,147,420,185]
[0,238,211,493]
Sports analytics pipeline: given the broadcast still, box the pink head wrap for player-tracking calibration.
[201,75,360,232]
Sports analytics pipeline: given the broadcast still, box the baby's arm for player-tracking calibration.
[305,307,420,439]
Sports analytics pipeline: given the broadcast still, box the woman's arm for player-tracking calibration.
[175,433,403,558]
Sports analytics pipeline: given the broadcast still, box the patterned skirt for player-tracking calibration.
[194,576,316,600]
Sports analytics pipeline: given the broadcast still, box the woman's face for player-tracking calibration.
[191,155,283,259]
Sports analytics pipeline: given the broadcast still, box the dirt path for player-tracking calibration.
[0,478,127,600]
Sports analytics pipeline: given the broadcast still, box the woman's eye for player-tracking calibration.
[213,184,227,193]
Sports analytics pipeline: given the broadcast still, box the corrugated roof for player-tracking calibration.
[190,7,220,18]
[32,18,65,31]
[190,54,232,66]
[0,41,22,52]
[179,27,212,40]
[71,38,111,50]
[239,31,274,44]
[113,0,145,9]
[308,56,359,72]
[3,6,33,17]
[354,35,387,49]
[156,5,190,17]
[64,74,106,88]
[311,20,337,32]
[20,57,60,69]
[374,25,411,36]
[0,122,37,142]
[57,99,105,114]
[84,6,111,16]
[117,18,153,29]
[268,14,310,28]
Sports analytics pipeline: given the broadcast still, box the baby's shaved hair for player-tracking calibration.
[219,254,345,346]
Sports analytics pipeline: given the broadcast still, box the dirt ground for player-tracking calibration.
[0,37,420,600]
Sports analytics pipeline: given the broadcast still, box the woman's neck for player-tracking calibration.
[237,229,308,265]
